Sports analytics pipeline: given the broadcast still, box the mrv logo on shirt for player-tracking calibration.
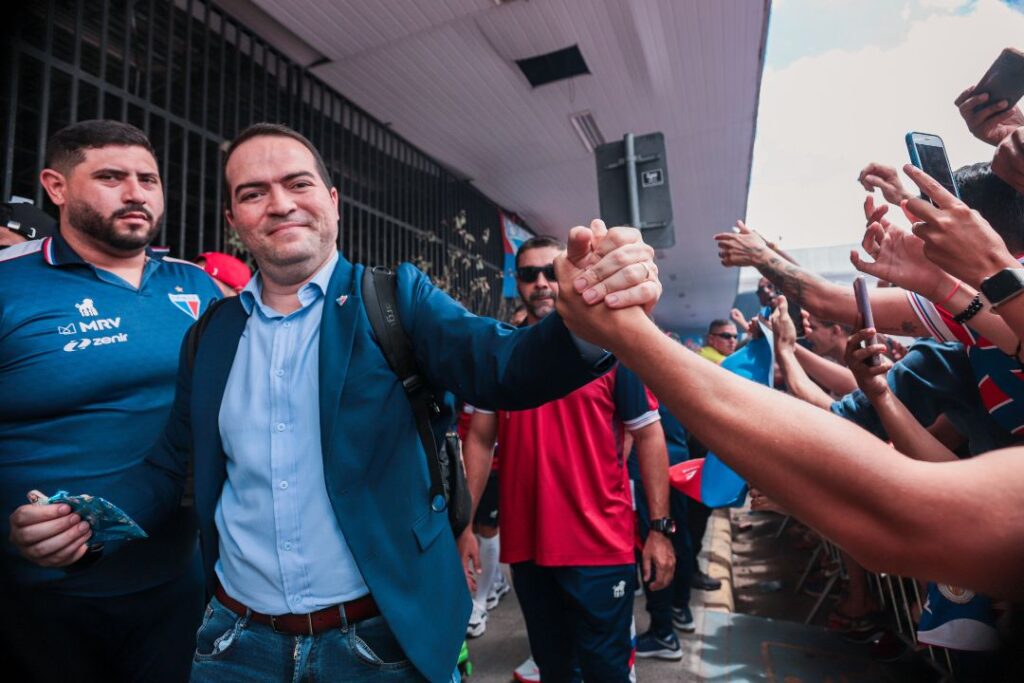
[56,317,123,335]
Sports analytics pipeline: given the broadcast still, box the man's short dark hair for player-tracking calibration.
[515,235,566,268]
[45,120,157,175]
[708,319,732,333]
[955,162,1024,253]
[223,123,333,207]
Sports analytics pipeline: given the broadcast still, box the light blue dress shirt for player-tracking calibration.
[214,252,369,614]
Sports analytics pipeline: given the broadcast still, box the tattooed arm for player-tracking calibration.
[715,222,930,337]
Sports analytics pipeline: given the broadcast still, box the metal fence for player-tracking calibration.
[2,0,519,316]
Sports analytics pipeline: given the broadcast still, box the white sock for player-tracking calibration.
[473,534,500,610]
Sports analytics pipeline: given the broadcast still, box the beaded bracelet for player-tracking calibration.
[953,294,983,324]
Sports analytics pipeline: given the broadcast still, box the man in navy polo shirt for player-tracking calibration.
[2,120,221,681]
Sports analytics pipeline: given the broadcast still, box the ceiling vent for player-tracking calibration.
[515,45,590,88]
[568,110,605,153]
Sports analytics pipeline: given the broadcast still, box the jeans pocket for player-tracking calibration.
[193,599,247,661]
[350,616,412,671]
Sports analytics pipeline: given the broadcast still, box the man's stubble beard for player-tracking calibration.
[67,198,161,252]
[526,289,557,322]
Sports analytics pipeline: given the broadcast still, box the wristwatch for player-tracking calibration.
[980,268,1024,308]
[649,517,676,536]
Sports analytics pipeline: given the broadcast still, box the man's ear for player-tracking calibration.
[39,169,68,207]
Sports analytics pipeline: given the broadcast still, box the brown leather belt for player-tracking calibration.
[214,582,379,635]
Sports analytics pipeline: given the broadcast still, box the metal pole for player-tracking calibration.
[624,133,640,229]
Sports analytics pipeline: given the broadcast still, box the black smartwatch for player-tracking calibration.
[649,517,676,536]
[980,268,1024,308]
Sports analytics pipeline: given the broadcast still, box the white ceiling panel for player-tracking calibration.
[225,0,771,331]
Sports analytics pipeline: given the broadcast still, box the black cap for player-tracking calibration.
[1,201,58,241]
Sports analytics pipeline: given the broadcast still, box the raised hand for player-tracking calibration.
[844,328,892,401]
[554,252,652,351]
[902,164,1018,288]
[955,85,1024,147]
[858,162,913,205]
[566,219,661,314]
[849,213,953,300]
[730,307,749,331]
[715,220,771,267]
[769,295,797,352]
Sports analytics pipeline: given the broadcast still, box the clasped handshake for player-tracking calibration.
[552,219,664,350]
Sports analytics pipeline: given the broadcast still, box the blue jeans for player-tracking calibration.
[189,596,456,682]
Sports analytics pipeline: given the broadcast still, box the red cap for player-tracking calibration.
[197,252,252,291]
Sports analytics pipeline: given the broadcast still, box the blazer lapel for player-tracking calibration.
[194,298,249,508]
[319,254,360,456]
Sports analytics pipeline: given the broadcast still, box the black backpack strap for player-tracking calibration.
[361,266,447,513]
[185,296,233,372]
[179,295,232,509]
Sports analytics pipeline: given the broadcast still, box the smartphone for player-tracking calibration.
[853,276,880,367]
[974,47,1024,112]
[906,132,960,204]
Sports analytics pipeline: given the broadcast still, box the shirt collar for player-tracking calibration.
[43,230,168,267]
[239,251,339,317]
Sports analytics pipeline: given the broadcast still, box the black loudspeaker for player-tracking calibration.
[595,132,675,248]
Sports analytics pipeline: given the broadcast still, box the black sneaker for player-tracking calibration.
[672,606,696,632]
[635,630,683,661]
[690,571,721,591]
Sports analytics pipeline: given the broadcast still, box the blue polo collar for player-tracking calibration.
[41,230,169,267]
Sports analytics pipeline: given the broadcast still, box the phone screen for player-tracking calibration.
[915,142,958,199]
[907,132,959,203]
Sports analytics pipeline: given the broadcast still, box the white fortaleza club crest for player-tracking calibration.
[168,292,201,320]
[336,295,349,307]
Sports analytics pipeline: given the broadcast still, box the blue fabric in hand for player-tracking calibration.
[43,490,148,545]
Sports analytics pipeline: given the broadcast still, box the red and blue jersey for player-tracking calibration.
[908,290,1024,436]
[478,363,659,567]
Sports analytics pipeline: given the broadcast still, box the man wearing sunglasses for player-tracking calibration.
[462,235,674,682]
[699,319,739,364]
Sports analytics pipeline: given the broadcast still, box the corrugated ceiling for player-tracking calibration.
[225,0,771,330]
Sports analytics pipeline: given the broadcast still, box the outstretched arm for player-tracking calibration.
[770,297,833,409]
[716,220,929,336]
[793,345,857,396]
[557,260,1024,598]
[843,328,958,464]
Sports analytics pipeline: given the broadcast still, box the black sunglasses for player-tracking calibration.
[516,264,556,283]
[710,332,738,340]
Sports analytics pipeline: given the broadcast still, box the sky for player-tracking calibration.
[745,0,1024,249]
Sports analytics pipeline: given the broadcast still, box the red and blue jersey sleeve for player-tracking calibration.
[613,363,660,431]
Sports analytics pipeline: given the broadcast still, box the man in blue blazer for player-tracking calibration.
[26,123,663,682]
